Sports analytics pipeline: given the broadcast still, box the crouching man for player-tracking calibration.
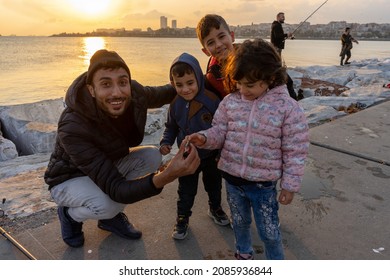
[44,49,200,247]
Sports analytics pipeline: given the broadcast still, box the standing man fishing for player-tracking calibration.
[271,12,293,56]
[270,1,329,100]
[270,12,297,100]
[339,27,359,66]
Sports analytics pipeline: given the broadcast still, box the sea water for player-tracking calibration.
[0,36,389,105]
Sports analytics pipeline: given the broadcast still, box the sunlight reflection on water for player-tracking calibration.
[81,37,106,67]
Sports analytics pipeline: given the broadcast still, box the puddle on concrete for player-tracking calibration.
[298,159,337,200]
[299,172,328,199]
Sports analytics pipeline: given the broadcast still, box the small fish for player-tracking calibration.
[183,141,190,158]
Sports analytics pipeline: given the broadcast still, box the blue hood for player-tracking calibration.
[169,52,205,96]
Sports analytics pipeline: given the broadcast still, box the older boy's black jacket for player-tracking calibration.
[44,72,176,204]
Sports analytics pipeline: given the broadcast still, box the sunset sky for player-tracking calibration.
[0,0,389,36]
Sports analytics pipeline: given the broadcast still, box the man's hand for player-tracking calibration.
[152,141,200,188]
[169,141,199,175]
[278,189,294,205]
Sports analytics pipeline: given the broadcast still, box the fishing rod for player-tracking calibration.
[291,0,329,35]
[0,198,37,260]
[0,227,37,260]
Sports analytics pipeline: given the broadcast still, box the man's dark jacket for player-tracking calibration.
[44,72,176,204]
[271,20,287,50]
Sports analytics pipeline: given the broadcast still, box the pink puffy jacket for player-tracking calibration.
[200,85,309,192]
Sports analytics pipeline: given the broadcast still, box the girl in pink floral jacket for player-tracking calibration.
[186,39,309,260]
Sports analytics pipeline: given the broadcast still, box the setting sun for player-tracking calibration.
[68,0,111,16]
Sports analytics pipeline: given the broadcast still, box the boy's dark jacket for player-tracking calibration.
[44,73,176,204]
[160,52,220,159]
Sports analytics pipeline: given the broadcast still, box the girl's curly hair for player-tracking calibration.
[223,39,287,93]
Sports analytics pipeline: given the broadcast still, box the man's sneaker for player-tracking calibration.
[172,215,189,240]
[57,206,84,248]
[208,207,230,226]
[345,62,351,65]
[98,212,142,239]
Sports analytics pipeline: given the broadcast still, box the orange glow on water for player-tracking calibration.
[81,37,107,67]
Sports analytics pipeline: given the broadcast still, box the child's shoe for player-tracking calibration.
[208,207,230,226]
[172,215,189,240]
[234,252,254,260]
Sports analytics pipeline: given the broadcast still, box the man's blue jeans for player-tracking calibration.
[225,180,284,260]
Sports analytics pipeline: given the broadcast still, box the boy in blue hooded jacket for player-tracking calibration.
[160,53,230,240]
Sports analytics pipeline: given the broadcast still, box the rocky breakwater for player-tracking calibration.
[1,57,390,222]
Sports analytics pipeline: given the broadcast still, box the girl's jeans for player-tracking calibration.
[225,180,284,260]
[50,145,161,222]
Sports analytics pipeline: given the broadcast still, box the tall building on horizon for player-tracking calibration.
[160,16,167,29]
[172,20,177,29]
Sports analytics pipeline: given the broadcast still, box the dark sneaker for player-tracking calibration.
[345,62,351,65]
[208,207,230,226]
[57,206,84,248]
[235,252,254,260]
[98,212,142,239]
[172,215,189,240]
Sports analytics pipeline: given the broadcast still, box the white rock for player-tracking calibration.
[0,98,65,155]
[0,135,18,161]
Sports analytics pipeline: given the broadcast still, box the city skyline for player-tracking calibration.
[0,0,389,36]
